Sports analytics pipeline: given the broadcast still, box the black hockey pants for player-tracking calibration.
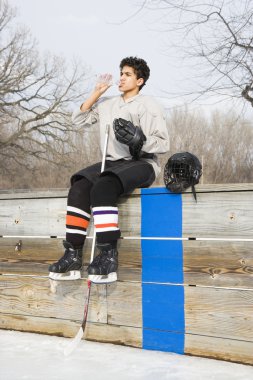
[66,174,123,248]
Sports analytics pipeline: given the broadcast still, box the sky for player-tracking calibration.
[7,0,252,117]
[8,0,174,94]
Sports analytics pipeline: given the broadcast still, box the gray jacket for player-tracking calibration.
[72,94,170,177]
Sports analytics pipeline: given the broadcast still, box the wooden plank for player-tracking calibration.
[191,183,253,193]
[0,237,141,282]
[180,183,253,193]
[0,189,68,199]
[185,286,253,341]
[117,238,141,268]
[1,183,253,200]
[184,240,253,288]
[85,321,142,347]
[0,314,142,347]
[0,238,85,276]
[0,275,142,327]
[0,263,48,276]
[0,275,106,323]
[3,236,253,288]
[118,194,141,237]
[0,197,67,236]
[1,187,252,240]
[183,191,253,238]
[83,238,141,269]
[0,238,64,261]
[185,334,253,365]
[106,282,142,327]
[0,192,141,237]
[0,312,78,337]
[0,237,136,267]
[0,236,141,266]
[0,263,141,282]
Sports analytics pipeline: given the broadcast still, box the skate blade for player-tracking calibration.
[48,270,81,281]
[88,272,117,284]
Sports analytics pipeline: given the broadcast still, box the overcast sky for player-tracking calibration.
[9,0,178,97]
[8,0,251,116]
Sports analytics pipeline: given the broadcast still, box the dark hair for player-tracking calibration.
[119,56,150,90]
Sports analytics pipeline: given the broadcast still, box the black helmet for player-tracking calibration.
[164,152,202,200]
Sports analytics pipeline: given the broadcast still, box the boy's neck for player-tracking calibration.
[122,88,140,101]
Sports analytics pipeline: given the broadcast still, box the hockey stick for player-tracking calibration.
[64,124,110,356]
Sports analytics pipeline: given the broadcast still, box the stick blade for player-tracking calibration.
[63,327,84,356]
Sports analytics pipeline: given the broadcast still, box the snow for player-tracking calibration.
[0,330,252,380]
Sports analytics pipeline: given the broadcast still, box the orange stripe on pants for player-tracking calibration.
[95,223,118,228]
[66,215,89,229]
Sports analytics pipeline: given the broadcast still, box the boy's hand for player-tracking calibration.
[113,118,146,160]
[80,74,113,112]
[95,74,113,95]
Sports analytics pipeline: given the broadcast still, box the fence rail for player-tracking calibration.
[0,183,253,364]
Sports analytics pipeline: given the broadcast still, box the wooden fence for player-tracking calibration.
[0,184,253,365]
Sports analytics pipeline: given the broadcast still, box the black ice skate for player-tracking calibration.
[87,243,118,284]
[48,240,83,280]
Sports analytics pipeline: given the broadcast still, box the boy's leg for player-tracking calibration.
[66,177,92,247]
[87,174,123,283]
[49,177,92,280]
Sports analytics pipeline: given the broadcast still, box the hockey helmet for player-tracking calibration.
[164,152,202,200]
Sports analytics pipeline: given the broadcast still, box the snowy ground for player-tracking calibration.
[0,330,253,380]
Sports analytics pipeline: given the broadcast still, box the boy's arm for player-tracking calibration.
[140,101,170,154]
[80,74,112,112]
[72,74,112,126]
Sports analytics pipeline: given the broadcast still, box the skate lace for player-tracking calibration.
[92,250,115,268]
[92,251,108,265]
[58,249,75,265]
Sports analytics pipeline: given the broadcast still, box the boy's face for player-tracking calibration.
[118,66,144,93]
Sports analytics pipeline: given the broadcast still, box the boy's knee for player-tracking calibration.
[68,178,92,203]
[91,175,122,206]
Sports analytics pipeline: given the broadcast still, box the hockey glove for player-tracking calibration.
[113,118,146,160]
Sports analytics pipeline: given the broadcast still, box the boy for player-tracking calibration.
[49,56,169,283]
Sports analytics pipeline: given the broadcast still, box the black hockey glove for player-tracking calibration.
[113,118,146,160]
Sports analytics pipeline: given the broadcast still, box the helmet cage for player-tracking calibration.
[164,152,202,196]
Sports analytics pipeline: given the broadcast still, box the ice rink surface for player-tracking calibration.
[0,330,252,380]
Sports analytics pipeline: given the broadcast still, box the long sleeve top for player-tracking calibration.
[72,93,170,177]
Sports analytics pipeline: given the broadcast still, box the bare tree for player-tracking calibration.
[0,0,91,174]
[155,108,253,185]
[0,124,101,189]
[130,0,253,107]
[1,104,252,188]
